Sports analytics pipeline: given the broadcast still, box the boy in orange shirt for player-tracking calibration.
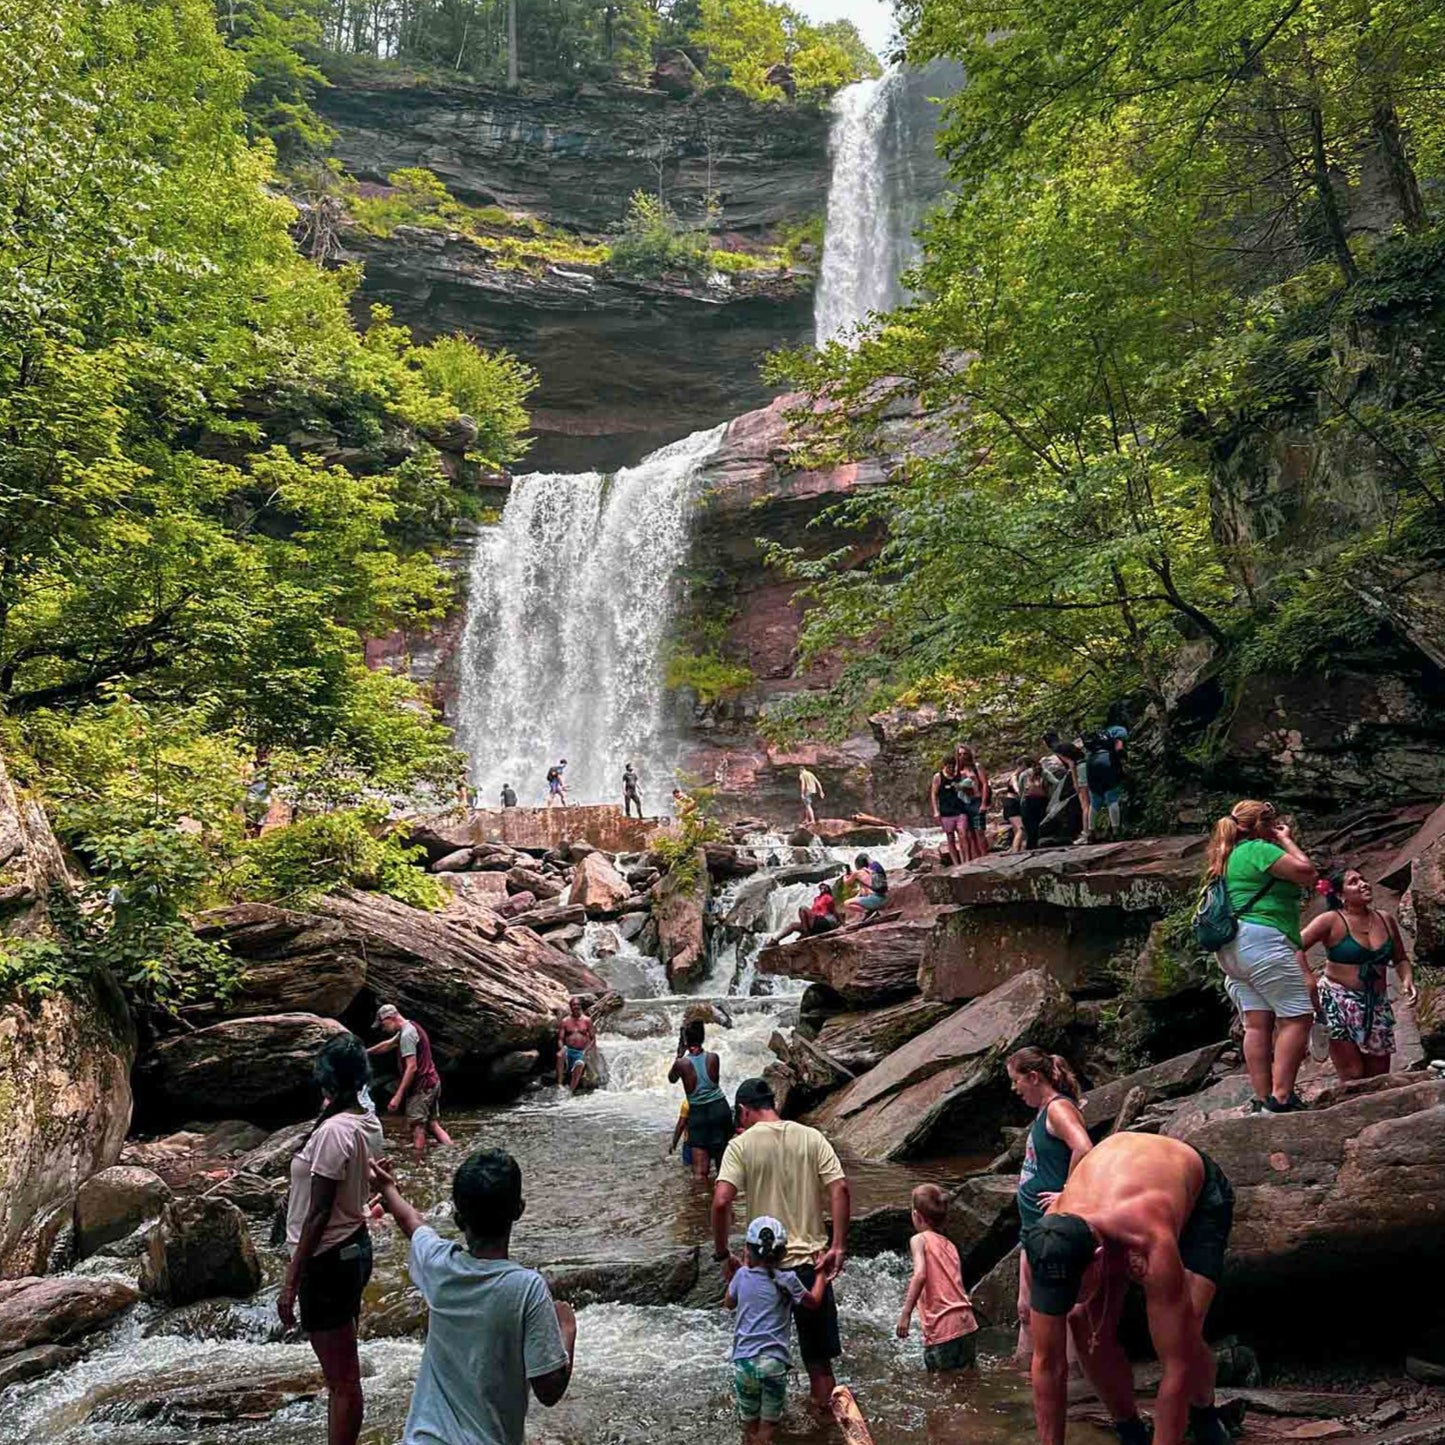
[896,1182,979,1371]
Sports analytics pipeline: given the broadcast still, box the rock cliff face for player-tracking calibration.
[318,69,831,236]
[0,755,135,1274]
[318,69,829,471]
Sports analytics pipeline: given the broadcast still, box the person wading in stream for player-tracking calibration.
[368,1004,453,1159]
[668,1019,734,1181]
[712,1077,852,1414]
[280,1033,378,1445]
[371,1148,576,1445]
[557,997,595,1091]
[1023,1132,1234,1445]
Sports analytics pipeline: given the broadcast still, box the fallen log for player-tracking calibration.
[831,1385,876,1445]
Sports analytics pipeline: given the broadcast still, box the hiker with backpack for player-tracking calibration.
[1195,801,1318,1113]
[545,759,568,808]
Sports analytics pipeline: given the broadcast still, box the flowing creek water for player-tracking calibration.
[0,838,1113,1444]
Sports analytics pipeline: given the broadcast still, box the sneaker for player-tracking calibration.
[1263,1092,1307,1113]
[1073,834,1090,845]
[1246,1098,1267,1114]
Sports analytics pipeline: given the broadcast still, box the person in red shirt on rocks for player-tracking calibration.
[368,1004,453,1159]
[767,881,840,948]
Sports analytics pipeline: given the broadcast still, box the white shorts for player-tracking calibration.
[1218,920,1313,1018]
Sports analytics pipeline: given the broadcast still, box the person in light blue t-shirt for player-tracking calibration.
[371,1149,575,1445]
[726,1215,828,1445]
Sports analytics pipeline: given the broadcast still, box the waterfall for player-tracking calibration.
[814,62,963,346]
[456,424,724,809]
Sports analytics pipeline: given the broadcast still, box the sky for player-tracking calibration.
[795,0,898,58]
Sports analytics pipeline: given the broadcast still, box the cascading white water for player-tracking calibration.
[814,62,963,346]
[456,425,724,808]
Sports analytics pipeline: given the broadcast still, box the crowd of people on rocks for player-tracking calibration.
[274,779,1418,1445]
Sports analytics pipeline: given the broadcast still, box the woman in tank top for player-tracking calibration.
[668,1018,733,1181]
[1297,867,1415,1082]
[1006,1046,1093,1364]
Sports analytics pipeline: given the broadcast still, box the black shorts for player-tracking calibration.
[686,1096,734,1159]
[1002,796,1022,821]
[299,1228,372,1334]
[791,1262,841,1364]
[924,1332,977,1372]
[1179,1150,1233,1283]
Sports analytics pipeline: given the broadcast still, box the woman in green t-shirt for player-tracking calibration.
[1204,800,1319,1113]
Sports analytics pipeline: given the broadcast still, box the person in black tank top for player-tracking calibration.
[931,755,969,866]
[1006,1047,1092,1368]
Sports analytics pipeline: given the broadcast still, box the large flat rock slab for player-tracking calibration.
[809,970,1074,1160]
[916,837,1206,1001]
[758,919,938,1005]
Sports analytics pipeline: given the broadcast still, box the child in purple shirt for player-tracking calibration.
[725,1216,827,1444]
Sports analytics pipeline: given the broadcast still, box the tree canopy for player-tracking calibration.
[768,0,1445,753]
[0,0,532,1005]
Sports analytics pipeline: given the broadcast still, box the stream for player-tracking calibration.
[0,836,1113,1445]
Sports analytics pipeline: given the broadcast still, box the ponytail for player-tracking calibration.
[1206,799,1276,878]
[1006,1046,1082,1101]
[305,1031,371,1144]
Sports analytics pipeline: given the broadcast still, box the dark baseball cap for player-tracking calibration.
[1022,1213,1097,1315]
[734,1077,775,1111]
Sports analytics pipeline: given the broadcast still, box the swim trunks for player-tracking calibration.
[1177,1150,1234,1283]
[1318,976,1395,1056]
[732,1354,788,1422]
[564,1046,586,1073]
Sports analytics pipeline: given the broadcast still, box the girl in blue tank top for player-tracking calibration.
[1006,1047,1094,1363]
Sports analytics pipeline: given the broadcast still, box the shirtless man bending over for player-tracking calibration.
[557,998,595,1092]
[1023,1132,1234,1445]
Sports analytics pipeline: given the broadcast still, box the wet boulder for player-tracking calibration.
[1080,1043,1228,1136]
[75,1166,172,1260]
[135,1012,347,1124]
[431,846,475,872]
[702,843,759,880]
[812,996,955,1074]
[542,1246,700,1307]
[916,837,1206,1001]
[758,920,934,1006]
[234,1120,313,1179]
[0,1342,82,1392]
[969,1244,1022,1324]
[654,852,709,987]
[811,818,898,847]
[569,851,632,916]
[847,1174,1020,1281]
[205,1171,282,1216]
[142,1195,262,1305]
[507,864,563,900]
[809,970,1074,1160]
[83,1355,326,1426]
[1172,1074,1445,1338]
[0,1275,140,1356]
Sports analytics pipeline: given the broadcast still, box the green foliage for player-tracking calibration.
[664,650,756,702]
[777,214,825,268]
[0,937,88,1002]
[652,800,725,892]
[347,169,611,271]
[765,0,1445,745]
[415,336,536,467]
[218,0,335,163]
[609,192,712,280]
[243,807,445,909]
[693,0,879,100]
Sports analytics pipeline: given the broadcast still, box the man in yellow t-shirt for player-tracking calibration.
[711,1077,851,1410]
[798,767,825,825]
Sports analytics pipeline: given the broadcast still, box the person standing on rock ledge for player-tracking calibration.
[712,1077,851,1415]
[798,767,825,825]
[368,1004,453,1159]
[546,759,568,808]
[1023,1131,1235,1445]
[501,782,518,808]
[623,762,643,818]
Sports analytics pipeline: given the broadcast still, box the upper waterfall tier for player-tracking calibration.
[456,426,726,809]
[814,62,963,346]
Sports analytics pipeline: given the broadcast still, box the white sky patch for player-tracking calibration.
[794,0,897,57]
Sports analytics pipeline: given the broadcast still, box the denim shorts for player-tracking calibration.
[733,1353,789,1422]
[1218,920,1313,1018]
[1089,786,1121,808]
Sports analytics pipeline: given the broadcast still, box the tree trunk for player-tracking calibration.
[1370,98,1428,234]
[1305,100,1358,285]
[506,0,518,88]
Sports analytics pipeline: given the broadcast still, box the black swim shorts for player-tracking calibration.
[1178,1149,1234,1283]
[790,1262,841,1364]
[299,1227,373,1334]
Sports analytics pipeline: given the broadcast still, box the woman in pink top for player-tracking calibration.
[896,1182,979,1371]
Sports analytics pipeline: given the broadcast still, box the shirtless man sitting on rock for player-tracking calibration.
[557,998,595,1092]
[1023,1132,1234,1445]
